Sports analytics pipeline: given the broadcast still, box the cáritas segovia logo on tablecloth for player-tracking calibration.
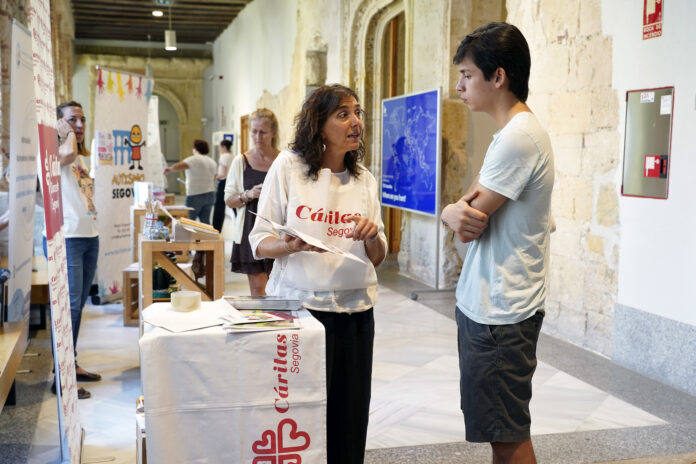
[252,332,311,463]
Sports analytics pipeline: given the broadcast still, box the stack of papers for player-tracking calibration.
[222,310,300,333]
[224,296,302,311]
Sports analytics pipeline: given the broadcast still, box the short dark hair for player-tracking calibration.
[289,84,364,180]
[193,139,209,154]
[219,139,232,151]
[453,22,530,102]
[57,101,83,119]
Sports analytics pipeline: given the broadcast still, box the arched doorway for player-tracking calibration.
[157,95,181,194]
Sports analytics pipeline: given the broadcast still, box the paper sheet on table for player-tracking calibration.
[250,211,367,264]
[142,298,246,332]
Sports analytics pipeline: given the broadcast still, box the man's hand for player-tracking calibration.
[441,190,489,243]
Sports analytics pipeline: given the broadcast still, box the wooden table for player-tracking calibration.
[0,320,29,412]
[138,238,224,334]
[130,205,192,262]
[0,256,49,330]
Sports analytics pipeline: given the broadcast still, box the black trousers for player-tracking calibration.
[309,309,374,464]
[212,178,227,232]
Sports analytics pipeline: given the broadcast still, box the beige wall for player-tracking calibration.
[507,0,620,355]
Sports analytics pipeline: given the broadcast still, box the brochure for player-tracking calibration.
[249,211,366,264]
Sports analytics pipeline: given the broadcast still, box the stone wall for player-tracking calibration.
[507,0,620,355]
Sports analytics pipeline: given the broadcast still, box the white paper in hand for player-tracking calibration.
[250,211,367,264]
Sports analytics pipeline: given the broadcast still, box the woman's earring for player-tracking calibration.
[321,143,326,152]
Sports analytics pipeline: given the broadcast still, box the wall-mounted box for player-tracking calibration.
[621,87,674,199]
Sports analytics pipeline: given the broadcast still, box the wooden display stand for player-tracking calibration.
[122,260,194,327]
[130,205,192,262]
[122,263,140,327]
[138,237,224,333]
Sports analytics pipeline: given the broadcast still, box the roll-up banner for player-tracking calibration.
[8,21,37,323]
[92,68,153,299]
[28,0,83,462]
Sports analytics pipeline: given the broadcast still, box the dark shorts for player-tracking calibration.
[456,307,544,443]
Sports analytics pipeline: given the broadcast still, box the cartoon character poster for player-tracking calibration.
[92,67,153,299]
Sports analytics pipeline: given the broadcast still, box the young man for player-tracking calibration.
[441,22,554,463]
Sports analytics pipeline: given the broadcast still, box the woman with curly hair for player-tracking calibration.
[249,84,386,463]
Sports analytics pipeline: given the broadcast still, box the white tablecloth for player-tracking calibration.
[140,304,326,463]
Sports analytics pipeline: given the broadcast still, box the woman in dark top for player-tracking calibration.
[223,108,279,295]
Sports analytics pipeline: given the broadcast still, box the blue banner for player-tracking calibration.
[381,89,440,216]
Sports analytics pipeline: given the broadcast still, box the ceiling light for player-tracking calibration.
[165,5,176,51]
[152,10,163,17]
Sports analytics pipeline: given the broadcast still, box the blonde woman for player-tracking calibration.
[224,109,280,295]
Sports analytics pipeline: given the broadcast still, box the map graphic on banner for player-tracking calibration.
[381,89,441,216]
[8,21,38,322]
[28,0,83,462]
[93,67,153,298]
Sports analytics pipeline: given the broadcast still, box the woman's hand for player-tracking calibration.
[57,119,74,141]
[345,215,379,242]
[247,183,263,200]
[283,233,325,254]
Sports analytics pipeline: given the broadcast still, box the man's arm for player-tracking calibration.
[440,174,507,243]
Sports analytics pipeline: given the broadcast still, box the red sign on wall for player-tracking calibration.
[643,0,663,40]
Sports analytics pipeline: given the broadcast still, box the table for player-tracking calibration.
[130,205,192,261]
[138,238,224,333]
[1,256,49,329]
[139,303,326,463]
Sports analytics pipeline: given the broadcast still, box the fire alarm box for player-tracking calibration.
[621,87,674,199]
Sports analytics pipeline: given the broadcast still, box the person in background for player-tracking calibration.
[250,85,386,463]
[164,139,217,224]
[224,108,279,296]
[48,101,102,400]
[212,139,233,232]
[441,22,554,464]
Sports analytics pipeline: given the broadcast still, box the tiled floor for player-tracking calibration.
[16,270,681,463]
[366,287,665,449]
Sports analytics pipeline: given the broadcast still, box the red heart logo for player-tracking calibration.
[252,457,277,464]
[252,429,277,455]
[279,455,301,464]
[277,419,310,453]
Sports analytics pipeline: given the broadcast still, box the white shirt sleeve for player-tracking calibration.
[223,155,245,203]
[479,129,540,201]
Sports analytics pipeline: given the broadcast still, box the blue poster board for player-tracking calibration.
[381,88,441,216]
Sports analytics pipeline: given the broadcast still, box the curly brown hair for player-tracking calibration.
[289,84,365,180]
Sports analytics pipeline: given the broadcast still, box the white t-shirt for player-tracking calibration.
[249,150,386,313]
[61,155,98,238]
[184,154,217,196]
[217,153,232,180]
[456,112,554,325]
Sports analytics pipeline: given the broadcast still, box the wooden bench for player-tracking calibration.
[0,320,29,412]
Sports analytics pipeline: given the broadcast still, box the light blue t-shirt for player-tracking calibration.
[456,112,555,325]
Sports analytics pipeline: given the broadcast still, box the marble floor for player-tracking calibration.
[3,269,694,463]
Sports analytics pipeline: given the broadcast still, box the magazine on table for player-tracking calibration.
[249,211,366,264]
[222,311,300,333]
